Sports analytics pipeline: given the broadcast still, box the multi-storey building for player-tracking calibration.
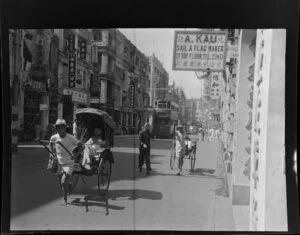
[15,29,62,141]
[9,28,153,143]
[56,29,94,128]
[148,54,169,107]
[9,29,23,150]
[90,29,152,134]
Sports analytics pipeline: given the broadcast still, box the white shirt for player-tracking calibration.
[175,131,185,151]
[84,137,106,159]
[50,133,79,164]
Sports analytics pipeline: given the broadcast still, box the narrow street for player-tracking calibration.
[11,135,235,231]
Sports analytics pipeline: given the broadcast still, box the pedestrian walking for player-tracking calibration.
[138,122,152,175]
[175,125,185,175]
[49,119,83,205]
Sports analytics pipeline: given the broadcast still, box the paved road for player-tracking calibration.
[10,136,235,231]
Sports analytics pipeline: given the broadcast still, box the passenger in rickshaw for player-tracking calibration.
[82,127,106,170]
[184,135,193,156]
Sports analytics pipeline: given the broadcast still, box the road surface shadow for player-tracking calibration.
[70,188,162,215]
[149,154,165,164]
[69,195,125,215]
[190,168,216,175]
[76,188,163,201]
[147,170,220,179]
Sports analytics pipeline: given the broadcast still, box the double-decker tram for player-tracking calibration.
[152,100,179,138]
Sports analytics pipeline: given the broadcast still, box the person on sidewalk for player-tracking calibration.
[138,122,152,175]
[82,127,106,170]
[175,125,185,175]
[49,119,83,205]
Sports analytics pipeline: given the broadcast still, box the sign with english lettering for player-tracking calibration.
[172,31,227,71]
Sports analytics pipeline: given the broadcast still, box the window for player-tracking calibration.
[24,33,33,40]
[108,56,114,72]
[98,52,102,67]
[124,46,129,57]
[94,30,102,41]
[108,33,112,48]
[83,71,86,89]
[135,56,140,66]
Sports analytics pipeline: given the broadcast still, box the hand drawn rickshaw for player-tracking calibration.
[38,108,116,196]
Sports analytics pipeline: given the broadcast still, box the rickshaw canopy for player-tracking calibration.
[75,108,116,130]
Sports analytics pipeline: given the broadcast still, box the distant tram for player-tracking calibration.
[152,100,179,138]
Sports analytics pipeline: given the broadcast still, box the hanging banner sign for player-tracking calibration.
[68,34,75,51]
[79,39,87,59]
[172,30,227,71]
[227,44,239,59]
[129,83,136,108]
[68,53,76,88]
[210,72,222,99]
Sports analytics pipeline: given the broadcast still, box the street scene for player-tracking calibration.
[8,28,290,231]
[11,135,235,230]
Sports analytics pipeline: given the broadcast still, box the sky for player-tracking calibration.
[118,28,204,99]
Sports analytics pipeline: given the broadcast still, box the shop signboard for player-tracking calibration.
[63,88,87,103]
[210,72,222,99]
[173,30,227,71]
[90,98,100,103]
[39,104,48,110]
[68,53,76,88]
[79,39,87,59]
[68,34,75,51]
[129,83,136,108]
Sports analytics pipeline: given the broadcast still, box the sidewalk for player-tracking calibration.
[195,139,235,231]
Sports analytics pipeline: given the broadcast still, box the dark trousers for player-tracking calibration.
[139,148,151,170]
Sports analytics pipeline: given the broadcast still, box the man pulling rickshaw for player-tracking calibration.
[39,108,116,205]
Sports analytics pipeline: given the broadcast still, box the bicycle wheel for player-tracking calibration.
[190,152,196,170]
[97,158,112,196]
[69,173,79,193]
[170,147,176,170]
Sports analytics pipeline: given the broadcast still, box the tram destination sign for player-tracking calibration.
[172,30,227,71]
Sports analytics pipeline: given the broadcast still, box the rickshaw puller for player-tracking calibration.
[49,119,83,205]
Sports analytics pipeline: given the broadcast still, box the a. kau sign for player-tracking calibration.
[173,30,227,71]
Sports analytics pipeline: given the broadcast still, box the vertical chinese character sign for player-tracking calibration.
[129,83,135,108]
[69,53,76,88]
[210,72,222,99]
[68,34,75,51]
[79,40,87,59]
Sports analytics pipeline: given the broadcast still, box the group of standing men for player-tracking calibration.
[198,127,220,142]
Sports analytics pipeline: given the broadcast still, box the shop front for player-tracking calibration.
[62,88,88,133]
[22,89,44,141]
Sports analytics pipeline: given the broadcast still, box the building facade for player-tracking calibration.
[219,29,288,231]
[148,54,169,107]
[249,29,287,231]
[9,28,153,143]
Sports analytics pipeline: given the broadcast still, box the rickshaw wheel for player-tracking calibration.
[170,147,176,170]
[70,174,79,193]
[97,158,112,196]
[190,152,196,171]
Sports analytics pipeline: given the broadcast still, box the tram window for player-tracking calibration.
[167,102,170,109]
